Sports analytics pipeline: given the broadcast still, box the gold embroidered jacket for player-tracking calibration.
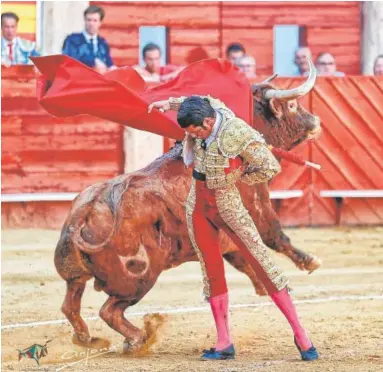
[170,95,281,190]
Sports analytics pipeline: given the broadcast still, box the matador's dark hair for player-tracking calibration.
[177,96,216,128]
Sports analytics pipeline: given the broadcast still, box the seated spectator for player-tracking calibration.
[62,5,115,73]
[373,55,383,76]
[1,12,40,66]
[294,47,312,76]
[133,43,184,83]
[316,52,345,76]
[226,42,246,65]
[236,55,256,79]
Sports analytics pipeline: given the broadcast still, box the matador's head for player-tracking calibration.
[177,96,216,140]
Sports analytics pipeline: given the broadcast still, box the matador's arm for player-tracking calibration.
[240,141,282,184]
[219,119,281,185]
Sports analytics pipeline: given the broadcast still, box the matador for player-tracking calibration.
[148,95,319,361]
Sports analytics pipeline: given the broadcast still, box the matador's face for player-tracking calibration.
[184,117,215,140]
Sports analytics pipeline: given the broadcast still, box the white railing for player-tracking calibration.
[1,190,304,203]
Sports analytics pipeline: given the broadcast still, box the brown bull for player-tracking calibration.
[55,75,322,353]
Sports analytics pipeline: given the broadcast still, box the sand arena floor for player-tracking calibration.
[1,227,383,372]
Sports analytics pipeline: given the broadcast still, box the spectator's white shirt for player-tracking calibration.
[82,31,98,53]
[2,36,16,48]
[1,36,39,65]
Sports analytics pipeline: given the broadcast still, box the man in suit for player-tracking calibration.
[62,5,115,73]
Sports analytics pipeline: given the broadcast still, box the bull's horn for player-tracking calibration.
[264,58,316,100]
[261,73,278,84]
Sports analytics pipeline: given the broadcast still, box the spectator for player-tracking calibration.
[236,55,256,79]
[133,43,184,83]
[226,42,246,65]
[316,52,345,76]
[1,12,40,66]
[294,47,312,76]
[373,54,383,76]
[62,5,115,73]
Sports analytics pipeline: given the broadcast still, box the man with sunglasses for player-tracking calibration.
[148,95,319,362]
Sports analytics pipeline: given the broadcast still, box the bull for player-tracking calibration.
[54,72,322,353]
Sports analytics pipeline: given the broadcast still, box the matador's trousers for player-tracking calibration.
[186,179,289,299]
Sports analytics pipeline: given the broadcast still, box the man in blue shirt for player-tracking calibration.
[62,5,115,72]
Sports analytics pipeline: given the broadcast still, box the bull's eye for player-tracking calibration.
[288,102,297,112]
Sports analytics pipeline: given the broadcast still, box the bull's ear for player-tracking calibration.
[251,85,263,101]
[269,98,283,119]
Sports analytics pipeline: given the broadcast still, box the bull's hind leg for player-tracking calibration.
[263,227,322,272]
[247,195,322,272]
[224,251,268,296]
[99,296,166,354]
[61,278,110,349]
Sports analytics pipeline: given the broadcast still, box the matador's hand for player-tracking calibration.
[148,100,170,113]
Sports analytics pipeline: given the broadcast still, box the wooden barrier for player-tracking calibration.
[268,76,383,226]
[2,65,383,227]
[92,1,361,75]
[1,65,124,228]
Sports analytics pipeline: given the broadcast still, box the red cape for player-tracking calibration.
[31,55,253,141]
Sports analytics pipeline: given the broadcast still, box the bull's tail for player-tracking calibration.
[69,202,115,255]
[44,339,53,346]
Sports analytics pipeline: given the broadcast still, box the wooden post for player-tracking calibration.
[41,1,89,55]
[361,1,383,74]
[124,128,164,173]
[334,197,343,226]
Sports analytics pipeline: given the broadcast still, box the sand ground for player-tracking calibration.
[1,227,383,372]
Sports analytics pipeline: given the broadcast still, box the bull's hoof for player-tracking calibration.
[122,331,147,355]
[306,255,322,273]
[72,334,111,349]
[122,313,167,356]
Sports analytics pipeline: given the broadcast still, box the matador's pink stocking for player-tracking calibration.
[209,292,232,350]
[270,287,312,351]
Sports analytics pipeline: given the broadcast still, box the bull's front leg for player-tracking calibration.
[99,295,166,354]
[62,277,111,349]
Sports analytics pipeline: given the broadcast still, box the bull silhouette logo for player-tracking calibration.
[16,339,52,366]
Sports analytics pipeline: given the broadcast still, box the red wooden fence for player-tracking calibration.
[2,66,383,227]
[270,76,383,226]
[1,66,124,194]
[93,1,361,75]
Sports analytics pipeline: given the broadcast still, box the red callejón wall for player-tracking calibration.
[1,66,124,228]
[2,65,383,228]
[268,76,383,226]
[93,1,361,75]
